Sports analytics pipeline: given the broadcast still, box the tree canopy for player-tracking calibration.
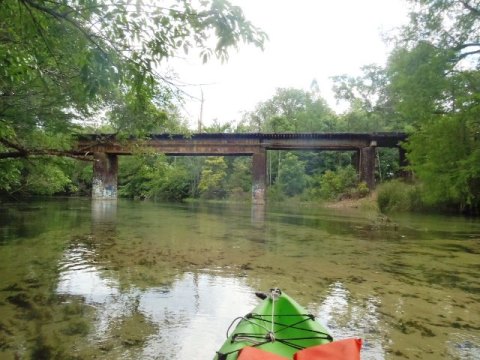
[392,0,480,212]
[332,0,480,212]
[0,0,266,156]
[242,87,337,133]
[0,0,266,195]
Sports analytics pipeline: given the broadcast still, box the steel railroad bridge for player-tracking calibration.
[76,132,408,205]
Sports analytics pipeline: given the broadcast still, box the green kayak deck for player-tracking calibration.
[214,289,333,360]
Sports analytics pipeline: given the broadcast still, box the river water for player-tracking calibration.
[0,198,479,359]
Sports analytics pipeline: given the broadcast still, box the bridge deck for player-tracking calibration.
[76,132,406,155]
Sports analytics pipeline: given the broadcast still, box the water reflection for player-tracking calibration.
[57,238,257,359]
[251,204,266,227]
[92,200,117,225]
[91,200,117,239]
[58,244,118,304]
[317,282,385,360]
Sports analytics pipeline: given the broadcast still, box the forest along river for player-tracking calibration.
[0,199,479,359]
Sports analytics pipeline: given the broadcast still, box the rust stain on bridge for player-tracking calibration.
[76,132,407,204]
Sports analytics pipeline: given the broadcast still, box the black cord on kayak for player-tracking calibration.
[216,353,228,360]
[247,314,334,341]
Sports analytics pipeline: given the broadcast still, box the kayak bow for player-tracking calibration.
[214,288,337,360]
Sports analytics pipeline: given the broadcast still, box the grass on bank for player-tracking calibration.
[184,178,429,214]
[376,180,424,213]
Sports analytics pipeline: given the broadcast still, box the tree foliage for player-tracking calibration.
[277,153,307,196]
[198,156,228,199]
[0,0,265,197]
[309,165,358,200]
[395,0,480,212]
[1,0,265,140]
[227,157,251,195]
[118,154,194,201]
[331,1,480,213]
[242,88,337,132]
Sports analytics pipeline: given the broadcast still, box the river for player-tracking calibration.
[0,198,479,359]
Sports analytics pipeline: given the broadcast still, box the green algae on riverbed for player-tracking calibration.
[0,199,479,359]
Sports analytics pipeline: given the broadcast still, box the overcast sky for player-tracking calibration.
[169,0,409,129]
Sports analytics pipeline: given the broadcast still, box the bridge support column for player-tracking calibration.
[359,146,376,190]
[252,150,266,205]
[92,153,118,200]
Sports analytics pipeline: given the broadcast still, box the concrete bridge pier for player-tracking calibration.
[359,145,376,190]
[252,150,267,205]
[92,153,118,200]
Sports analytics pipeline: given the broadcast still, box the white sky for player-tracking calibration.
[169,0,409,129]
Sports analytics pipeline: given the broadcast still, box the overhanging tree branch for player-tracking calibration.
[0,138,92,160]
[0,149,93,161]
[457,49,480,60]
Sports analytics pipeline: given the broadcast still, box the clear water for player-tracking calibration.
[0,199,479,359]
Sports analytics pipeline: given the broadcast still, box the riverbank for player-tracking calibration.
[185,192,380,213]
[323,192,379,211]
